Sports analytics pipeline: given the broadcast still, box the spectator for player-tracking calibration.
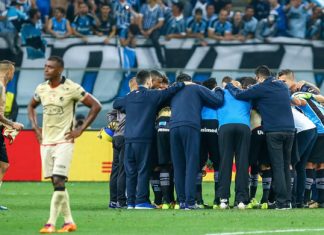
[47,7,73,39]
[242,5,258,39]
[223,1,234,20]
[0,15,19,55]
[212,0,231,14]
[113,0,137,46]
[286,0,310,39]
[208,8,232,41]
[269,0,287,36]
[96,3,116,44]
[72,2,99,42]
[251,0,270,21]
[192,0,207,18]
[20,8,46,59]
[186,8,207,41]
[255,12,278,41]
[138,0,165,67]
[1,1,28,32]
[165,1,186,40]
[306,6,322,40]
[205,3,217,28]
[231,10,245,41]
[35,0,51,27]
[66,0,83,23]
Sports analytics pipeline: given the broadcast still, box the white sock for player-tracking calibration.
[61,190,74,224]
[47,191,65,226]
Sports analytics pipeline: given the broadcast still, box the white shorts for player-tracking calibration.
[41,143,74,178]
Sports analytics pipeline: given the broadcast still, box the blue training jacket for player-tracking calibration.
[217,89,251,128]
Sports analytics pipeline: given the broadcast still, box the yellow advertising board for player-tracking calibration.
[41,131,113,181]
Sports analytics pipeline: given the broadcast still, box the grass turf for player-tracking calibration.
[0,182,323,235]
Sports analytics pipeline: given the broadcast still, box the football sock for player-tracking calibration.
[150,171,162,205]
[160,168,171,204]
[290,169,296,190]
[249,174,258,200]
[260,169,272,203]
[316,169,324,204]
[47,188,65,226]
[305,169,315,203]
[61,190,74,224]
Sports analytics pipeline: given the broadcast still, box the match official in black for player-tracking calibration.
[113,70,186,209]
[170,73,224,210]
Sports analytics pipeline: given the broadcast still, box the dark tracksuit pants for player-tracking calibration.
[124,142,152,205]
[170,126,200,206]
[217,124,251,203]
[109,135,127,206]
[266,132,295,206]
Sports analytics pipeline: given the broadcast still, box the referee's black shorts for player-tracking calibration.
[200,119,220,170]
[308,134,324,164]
[249,127,270,166]
[157,128,171,165]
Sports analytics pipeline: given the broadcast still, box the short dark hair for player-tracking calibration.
[173,1,184,12]
[47,56,64,68]
[255,65,271,78]
[176,73,192,82]
[56,7,66,15]
[245,5,254,11]
[240,77,257,89]
[150,70,163,80]
[278,69,294,78]
[195,8,203,15]
[202,78,217,90]
[222,76,232,84]
[136,70,151,85]
[28,8,39,19]
[206,3,215,9]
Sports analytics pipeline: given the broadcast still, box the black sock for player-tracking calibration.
[160,167,171,204]
[214,171,220,204]
[196,172,203,204]
[260,169,272,204]
[249,174,258,200]
[150,171,162,205]
[316,169,324,204]
[305,169,315,204]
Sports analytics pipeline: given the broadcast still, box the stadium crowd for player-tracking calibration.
[107,66,324,211]
[0,0,324,59]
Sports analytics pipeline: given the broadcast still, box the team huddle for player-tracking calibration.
[1,56,324,233]
[110,66,324,211]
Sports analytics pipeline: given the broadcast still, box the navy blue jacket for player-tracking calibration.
[113,83,185,143]
[169,85,224,130]
[226,77,295,132]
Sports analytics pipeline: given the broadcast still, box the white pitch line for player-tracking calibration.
[206,228,324,235]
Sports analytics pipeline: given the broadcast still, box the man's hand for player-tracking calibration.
[34,126,42,143]
[65,128,83,140]
[231,80,242,88]
[13,122,24,131]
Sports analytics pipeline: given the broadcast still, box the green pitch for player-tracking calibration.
[0,182,324,235]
